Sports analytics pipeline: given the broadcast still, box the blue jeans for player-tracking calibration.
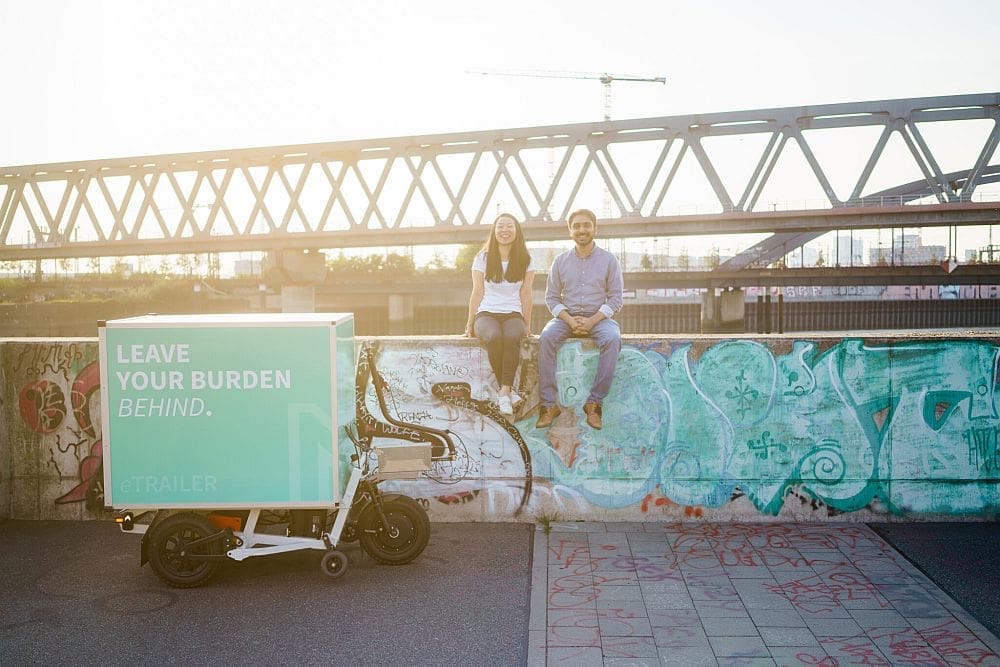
[538,317,621,406]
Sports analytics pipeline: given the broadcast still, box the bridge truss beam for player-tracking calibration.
[1,93,998,261]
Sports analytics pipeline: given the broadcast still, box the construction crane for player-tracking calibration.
[467,68,666,121]
[470,69,666,265]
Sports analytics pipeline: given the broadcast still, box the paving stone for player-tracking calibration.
[755,548,810,569]
[701,616,761,637]
[689,585,741,601]
[708,635,770,657]
[547,592,598,610]
[757,627,819,647]
[526,630,546,666]
[768,569,818,584]
[890,599,952,618]
[547,608,599,627]
[740,594,796,611]
[595,571,642,586]
[594,555,639,571]
[605,658,661,667]
[550,521,608,533]
[816,633,891,663]
[546,624,601,647]
[548,540,593,557]
[788,599,853,619]
[652,624,711,648]
[603,636,660,658]
[746,608,807,627]
[644,592,696,610]
[865,626,945,664]
[724,565,776,579]
[716,659,776,667]
[648,609,704,628]
[695,598,751,617]
[656,646,719,666]
[548,564,596,578]
[637,569,686,584]
[548,570,596,586]
[548,577,599,593]
[732,578,781,596]
[547,646,606,665]
[838,592,892,610]
[611,523,654,534]
[629,542,674,556]
[802,617,864,636]
[847,608,911,628]
[767,646,832,666]
[599,613,654,637]
[639,580,689,595]
[595,584,646,601]
[595,600,650,615]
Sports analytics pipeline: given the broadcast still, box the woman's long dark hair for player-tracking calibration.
[482,213,531,283]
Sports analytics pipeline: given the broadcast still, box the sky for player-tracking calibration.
[3,0,998,166]
[2,0,999,269]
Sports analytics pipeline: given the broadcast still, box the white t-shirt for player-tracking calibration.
[472,251,537,314]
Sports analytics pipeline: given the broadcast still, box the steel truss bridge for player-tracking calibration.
[1,92,999,265]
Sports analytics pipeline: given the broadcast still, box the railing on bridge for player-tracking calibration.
[1,93,998,261]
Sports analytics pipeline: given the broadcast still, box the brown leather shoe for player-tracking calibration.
[536,404,561,429]
[583,402,603,429]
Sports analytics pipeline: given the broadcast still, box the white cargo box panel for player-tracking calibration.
[99,313,355,509]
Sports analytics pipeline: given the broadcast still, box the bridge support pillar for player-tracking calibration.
[281,285,316,313]
[264,249,327,314]
[388,294,414,334]
[702,288,745,333]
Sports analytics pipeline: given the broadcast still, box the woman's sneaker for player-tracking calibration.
[509,391,523,407]
[497,394,514,416]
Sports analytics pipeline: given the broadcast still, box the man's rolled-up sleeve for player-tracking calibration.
[546,259,567,317]
[600,255,624,318]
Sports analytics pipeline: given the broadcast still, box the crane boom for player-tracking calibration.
[468,68,666,86]
[467,68,666,121]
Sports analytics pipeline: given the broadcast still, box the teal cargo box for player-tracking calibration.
[99,313,355,509]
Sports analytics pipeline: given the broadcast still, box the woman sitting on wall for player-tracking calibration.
[464,213,536,416]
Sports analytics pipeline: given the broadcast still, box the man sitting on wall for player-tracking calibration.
[535,208,624,430]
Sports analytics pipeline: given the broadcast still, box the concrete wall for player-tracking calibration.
[2,333,998,522]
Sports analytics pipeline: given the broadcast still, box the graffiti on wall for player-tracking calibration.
[361,337,999,519]
[6,335,998,520]
[10,343,105,511]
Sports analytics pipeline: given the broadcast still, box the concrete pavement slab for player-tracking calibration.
[531,522,1000,666]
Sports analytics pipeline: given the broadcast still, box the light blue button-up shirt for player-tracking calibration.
[545,245,624,320]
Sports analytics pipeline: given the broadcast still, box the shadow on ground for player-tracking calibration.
[871,521,1000,639]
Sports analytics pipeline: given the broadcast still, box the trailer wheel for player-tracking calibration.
[147,513,222,588]
[358,496,430,565]
[320,550,349,579]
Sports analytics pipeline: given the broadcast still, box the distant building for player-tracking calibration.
[233,259,262,277]
[835,236,865,266]
[868,234,945,265]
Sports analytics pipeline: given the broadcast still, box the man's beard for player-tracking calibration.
[573,233,592,247]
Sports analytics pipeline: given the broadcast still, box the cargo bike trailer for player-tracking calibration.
[100,314,457,588]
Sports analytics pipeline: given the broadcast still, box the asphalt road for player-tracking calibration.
[0,520,532,666]
[869,521,1000,639]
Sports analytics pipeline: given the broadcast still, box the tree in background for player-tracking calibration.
[454,243,480,273]
[327,251,415,279]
